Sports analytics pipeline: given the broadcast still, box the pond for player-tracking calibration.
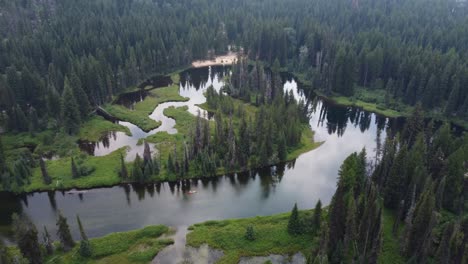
[1,66,405,245]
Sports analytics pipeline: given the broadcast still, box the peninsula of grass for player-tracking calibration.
[187,210,320,264]
[104,85,188,132]
[78,116,131,142]
[23,148,127,192]
[42,225,173,264]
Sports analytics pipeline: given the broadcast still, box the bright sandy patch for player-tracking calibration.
[192,52,238,68]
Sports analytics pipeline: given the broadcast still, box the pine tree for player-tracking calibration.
[143,141,152,164]
[0,136,6,174]
[77,215,92,257]
[61,77,81,135]
[278,131,287,161]
[245,225,255,241]
[131,154,144,182]
[71,157,79,179]
[56,211,75,251]
[12,213,43,264]
[403,104,424,146]
[383,145,408,209]
[442,149,464,213]
[314,221,330,264]
[167,153,175,174]
[313,199,322,231]
[436,222,454,264]
[69,72,91,119]
[42,226,54,255]
[444,77,460,116]
[39,157,52,185]
[343,196,357,260]
[405,184,435,259]
[119,153,128,179]
[288,203,302,235]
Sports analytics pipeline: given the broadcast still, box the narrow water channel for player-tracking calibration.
[79,67,226,161]
[0,66,404,246]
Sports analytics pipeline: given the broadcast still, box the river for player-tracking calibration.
[0,66,404,245]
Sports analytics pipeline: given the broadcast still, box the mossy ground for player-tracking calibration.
[9,225,172,264]
[187,210,320,264]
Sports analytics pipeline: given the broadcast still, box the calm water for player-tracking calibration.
[0,66,403,244]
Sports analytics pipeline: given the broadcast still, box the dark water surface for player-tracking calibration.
[1,66,406,243]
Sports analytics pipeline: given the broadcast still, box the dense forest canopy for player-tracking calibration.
[1,0,468,134]
[1,0,467,263]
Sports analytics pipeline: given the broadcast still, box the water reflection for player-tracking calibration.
[78,66,228,160]
[1,66,412,244]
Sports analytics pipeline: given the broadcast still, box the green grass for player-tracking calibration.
[316,87,468,130]
[378,209,406,264]
[187,211,319,264]
[170,72,180,84]
[2,130,79,160]
[104,85,188,132]
[42,225,173,264]
[24,148,127,192]
[286,127,323,161]
[78,116,131,142]
[314,86,411,118]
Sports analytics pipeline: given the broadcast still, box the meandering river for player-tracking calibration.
[0,66,405,246]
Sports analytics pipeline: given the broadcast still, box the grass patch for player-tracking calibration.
[187,210,319,264]
[330,95,406,118]
[78,116,131,142]
[314,87,412,118]
[136,85,188,113]
[286,128,323,161]
[2,130,79,161]
[104,85,188,132]
[103,104,160,132]
[24,148,127,192]
[43,225,173,264]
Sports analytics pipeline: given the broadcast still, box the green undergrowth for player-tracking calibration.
[43,225,173,264]
[187,210,320,264]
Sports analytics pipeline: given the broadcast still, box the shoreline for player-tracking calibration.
[3,127,321,195]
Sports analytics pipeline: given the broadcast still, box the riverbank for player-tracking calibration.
[304,81,468,129]
[1,66,322,194]
[186,210,320,264]
[317,92,408,118]
[8,225,173,264]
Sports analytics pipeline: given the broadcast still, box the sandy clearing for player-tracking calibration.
[192,52,238,68]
